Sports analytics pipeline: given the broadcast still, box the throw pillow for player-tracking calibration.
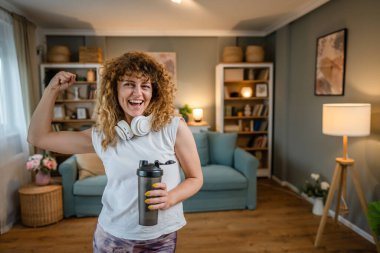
[192,132,209,166]
[208,131,237,166]
[76,153,105,180]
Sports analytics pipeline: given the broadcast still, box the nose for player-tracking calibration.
[132,85,142,95]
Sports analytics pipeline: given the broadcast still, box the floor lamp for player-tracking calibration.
[314,103,380,252]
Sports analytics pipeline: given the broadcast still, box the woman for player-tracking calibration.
[28,51,203,252]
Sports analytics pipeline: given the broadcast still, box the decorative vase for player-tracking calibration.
[35,171,51,186]
[312,197,324,216]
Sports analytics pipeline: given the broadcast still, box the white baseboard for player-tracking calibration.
[271,175,376,245]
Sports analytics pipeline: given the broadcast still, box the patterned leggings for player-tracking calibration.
[93,224,177,253]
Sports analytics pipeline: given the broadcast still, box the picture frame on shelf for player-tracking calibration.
[76,107,87,119]
[53,105,65,119]
[315,28,347,96]
[255,83,268,97]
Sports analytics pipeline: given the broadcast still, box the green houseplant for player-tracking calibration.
[368,201,380,236]
[179,104,192,122]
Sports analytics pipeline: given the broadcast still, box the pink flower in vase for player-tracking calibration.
[25,154,57,174]
[42,157,57,170]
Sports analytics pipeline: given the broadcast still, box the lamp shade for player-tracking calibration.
[241,87,253,98]
[192,108,203,122]
[322,103,371,136]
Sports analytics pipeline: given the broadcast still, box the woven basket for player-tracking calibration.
[79,47,103,63]
[19,185,63,227]
[222,46,243,63]
[47,45,70,63]
[245,45,265,62]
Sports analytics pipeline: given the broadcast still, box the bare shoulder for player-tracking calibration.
[176,118,190,134]
[176,118,193,143]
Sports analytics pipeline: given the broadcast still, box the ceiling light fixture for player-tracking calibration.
[171,0,182,4]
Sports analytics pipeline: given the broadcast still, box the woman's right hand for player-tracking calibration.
[47,71,76,92]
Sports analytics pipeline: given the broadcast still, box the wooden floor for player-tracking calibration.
[0,179,376,253]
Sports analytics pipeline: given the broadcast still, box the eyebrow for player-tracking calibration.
[119,79,151,86]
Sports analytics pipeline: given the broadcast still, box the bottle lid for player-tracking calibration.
[136,160,163,178]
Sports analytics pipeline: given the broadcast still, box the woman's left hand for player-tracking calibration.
[145,183,173,210]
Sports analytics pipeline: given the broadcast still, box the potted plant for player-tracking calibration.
[299,173,330,216]
[179,104,192,122]
[368,201,380,236]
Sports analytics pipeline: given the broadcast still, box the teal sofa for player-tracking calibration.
[59,131,258,217]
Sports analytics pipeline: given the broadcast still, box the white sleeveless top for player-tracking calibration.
[92,116,186,240]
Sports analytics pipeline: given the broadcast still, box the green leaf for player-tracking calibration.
[367,201,380,236]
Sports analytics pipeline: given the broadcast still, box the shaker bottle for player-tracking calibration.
[137,160,175,226]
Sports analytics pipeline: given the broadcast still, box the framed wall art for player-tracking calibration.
[315,29,347,96]
[76,107,87,119]
[255,83,268,97]
[148,52,177,85]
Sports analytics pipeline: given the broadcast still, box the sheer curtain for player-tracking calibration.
[0,8,30,234]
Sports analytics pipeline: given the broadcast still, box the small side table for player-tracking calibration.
[188,121,210,133]
[18,184,63,227]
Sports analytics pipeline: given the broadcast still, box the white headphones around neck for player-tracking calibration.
[115,115,152,141]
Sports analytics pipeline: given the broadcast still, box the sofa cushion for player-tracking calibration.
[76,153,105,180]
[192,132,209,166]
[73,175,107,196]
[207,132,237,166]
[180,165,247,191]
[201,165,247,190]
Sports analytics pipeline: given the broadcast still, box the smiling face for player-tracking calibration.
[117,74,153,124]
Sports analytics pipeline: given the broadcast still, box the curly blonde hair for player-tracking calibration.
[95,51,176,149]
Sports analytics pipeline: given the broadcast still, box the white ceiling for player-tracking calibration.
[3,0,329,36]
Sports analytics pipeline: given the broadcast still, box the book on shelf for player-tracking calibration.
[261,104,269,116]
[238,120,243,131]
[224,87,230,98]
[51,123,62,132]
[258,68,269,81]
[252,104,264,116]
[253,135,268,148]
[88,85,97,99]
[259,120,268,131]
[261,136,268,148]
[254,120,261,131]
[225,105,232,117]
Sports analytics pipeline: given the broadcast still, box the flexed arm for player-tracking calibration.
[28,71,95,154]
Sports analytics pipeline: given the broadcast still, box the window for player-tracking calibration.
[0,9,28,159]
[0,56,4,126]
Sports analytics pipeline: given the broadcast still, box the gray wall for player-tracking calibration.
[273,0,380,236]
[47,36,274,128]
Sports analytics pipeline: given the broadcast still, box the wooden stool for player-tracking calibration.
[19,184,63,227]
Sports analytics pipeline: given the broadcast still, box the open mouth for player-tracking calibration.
[128,99,144,106]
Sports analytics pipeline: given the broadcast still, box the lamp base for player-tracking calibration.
[314,157,380,252]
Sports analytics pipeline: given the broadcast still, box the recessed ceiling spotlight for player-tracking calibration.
[171,0,182,4]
